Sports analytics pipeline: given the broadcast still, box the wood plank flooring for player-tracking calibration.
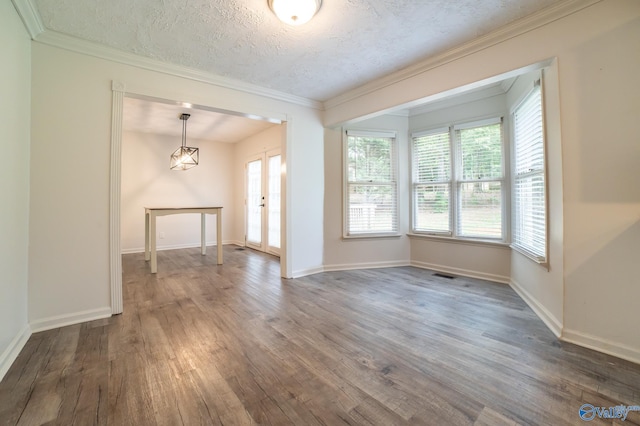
[1,245,639,425]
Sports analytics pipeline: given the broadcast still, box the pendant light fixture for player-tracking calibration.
[268,0,321,26]
[170,113,199,170]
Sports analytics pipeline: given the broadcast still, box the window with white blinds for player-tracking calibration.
[411,119,504,240]
[512,83,546,261]
[412,129,451,233]
[455,121,504,239]
[345,130,398,236]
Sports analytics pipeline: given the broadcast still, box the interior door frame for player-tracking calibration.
[109,81,292,314]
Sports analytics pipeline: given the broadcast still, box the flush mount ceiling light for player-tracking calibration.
[268,0,321,26]
[170,113,199,170]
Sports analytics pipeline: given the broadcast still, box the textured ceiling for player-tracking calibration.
[33,0,561,102]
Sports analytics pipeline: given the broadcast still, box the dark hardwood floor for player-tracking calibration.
[1,245,639,425]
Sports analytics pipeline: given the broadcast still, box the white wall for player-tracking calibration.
[559,13,640,361]
[121,131,236,252]
[324,0,640,362]
[29,42,324,327]
[408,94,512,283]
[0,1,31,380]
[323,115,410,269]
[232,125,283,247]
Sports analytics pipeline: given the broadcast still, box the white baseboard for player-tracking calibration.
[30,307,112,333]
[561,329,640,366]
[411,260,510,284]
[322,260,410,273]
[510,279,563,338]
[291,265,325,278]
[121,240,238,254]
[0,324,32,382]
[297,260,505,281]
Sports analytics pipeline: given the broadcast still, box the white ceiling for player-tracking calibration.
[122,97,278,142]
[24,0,563,140]
[32,0,561,102]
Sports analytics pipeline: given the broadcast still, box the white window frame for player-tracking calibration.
[343,129,400,238]
[410,117,507,243]
[511,79,548,264]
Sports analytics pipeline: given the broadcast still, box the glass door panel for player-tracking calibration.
[246,158,263,249]
[267,153,281,254]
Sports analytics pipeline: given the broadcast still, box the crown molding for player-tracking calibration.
[12,0,322,109]
[323,0,603,110]
[11,0,44,38]
[34,31,322,110]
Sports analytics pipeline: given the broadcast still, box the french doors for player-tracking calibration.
[246,149,281,256]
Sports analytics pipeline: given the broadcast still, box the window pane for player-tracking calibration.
[348,136,393,182]
[348,184,397,233]
[413,184,450,233]
[514,173,546,256]
[413,132,450,182]
[246,159,262,245]
[346,133,397,235]
[514,87,544,176]
[458,182,502,238]
[458,123,502,180]
[513,84,546,260]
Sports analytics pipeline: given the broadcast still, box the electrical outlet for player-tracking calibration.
[159,232,165,239]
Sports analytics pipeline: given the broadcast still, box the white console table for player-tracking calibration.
[144,207,223,273]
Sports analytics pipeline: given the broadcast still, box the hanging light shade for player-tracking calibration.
[268,0,321,26]
[170,113,199,170]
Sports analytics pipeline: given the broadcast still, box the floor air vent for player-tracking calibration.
[433,273,455,279]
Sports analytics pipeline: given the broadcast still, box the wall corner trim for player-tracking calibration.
[0,324,32,382]
[110,84,124,315]
[509,278,563,337]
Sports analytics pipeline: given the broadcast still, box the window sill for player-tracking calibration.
[511,244,548,268]
[407,233,510,249]
[343,233,403,240]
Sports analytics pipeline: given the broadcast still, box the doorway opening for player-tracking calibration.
[110,85,290,314]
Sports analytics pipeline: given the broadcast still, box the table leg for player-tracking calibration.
[217,209,223,264]
[150,212,157,273]
[201,213,206,255]
[144,211,150,261]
